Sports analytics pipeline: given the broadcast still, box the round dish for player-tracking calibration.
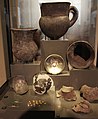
[12,75,29,95]
[44,54,65,74]
[32,73,54,95]
[67,41,95,69]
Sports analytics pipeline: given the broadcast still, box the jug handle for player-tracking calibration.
[69,6,78,27]
[33,29,41,48]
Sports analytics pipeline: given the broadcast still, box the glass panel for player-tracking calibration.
[17,0,41,29]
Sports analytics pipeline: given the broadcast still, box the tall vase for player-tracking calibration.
[11,28,39,63]
[39,2,78,40]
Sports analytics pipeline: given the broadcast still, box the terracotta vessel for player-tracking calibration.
[11,28,39,62]
[67,41,95,69]
[12,75,29,95]
[39,2,78,40]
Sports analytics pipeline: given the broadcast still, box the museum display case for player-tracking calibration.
[0,0,98,119]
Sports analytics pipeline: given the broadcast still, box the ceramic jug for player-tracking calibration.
[39,2,78,40]
[11,28,39,63]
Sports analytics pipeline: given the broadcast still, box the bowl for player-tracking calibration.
[67,41,95,69]
[32,73,54,95]
[44,54,65,74]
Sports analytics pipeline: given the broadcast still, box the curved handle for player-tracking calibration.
[33,29,41,48]
[69,6,78,27]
